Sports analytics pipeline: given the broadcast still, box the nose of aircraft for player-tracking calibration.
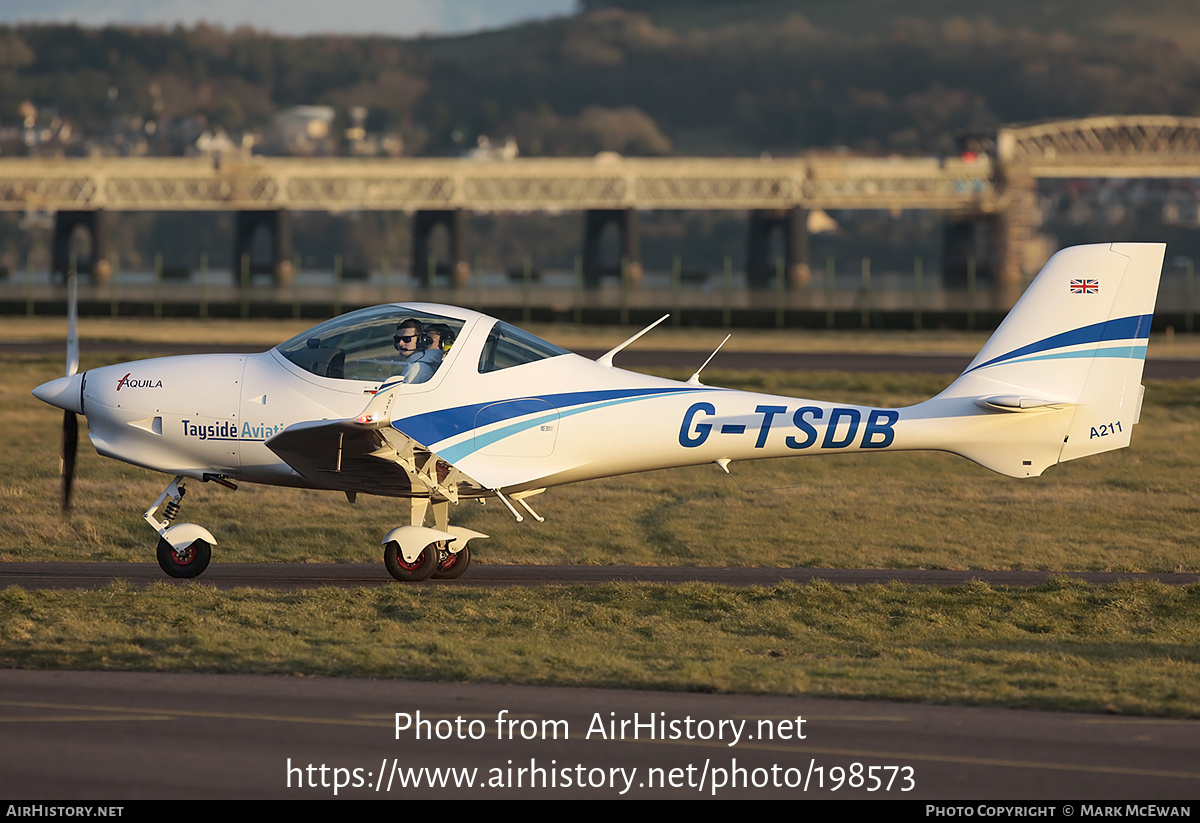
[33,373,85,415]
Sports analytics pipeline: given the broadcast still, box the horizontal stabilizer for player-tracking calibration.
[975,396,1073,413]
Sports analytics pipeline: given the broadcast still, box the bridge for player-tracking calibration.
[0,155,992,211]
[5,115,1199,288]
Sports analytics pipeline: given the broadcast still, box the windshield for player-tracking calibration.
[276,305,465,383]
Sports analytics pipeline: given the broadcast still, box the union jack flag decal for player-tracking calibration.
[1070,278,1099,294]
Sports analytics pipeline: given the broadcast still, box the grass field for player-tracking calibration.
[3,578,1199,716]
[3,325,1199,714]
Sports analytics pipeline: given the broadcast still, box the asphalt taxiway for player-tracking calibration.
[3,669,1198,800]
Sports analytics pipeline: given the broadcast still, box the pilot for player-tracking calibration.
[393,318,442,384]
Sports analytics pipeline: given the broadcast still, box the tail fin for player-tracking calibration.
[933,243,1164,477]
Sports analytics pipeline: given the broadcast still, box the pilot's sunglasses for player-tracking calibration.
[394,334,418,343]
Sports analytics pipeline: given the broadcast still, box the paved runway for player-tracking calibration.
[3,669,1198,800]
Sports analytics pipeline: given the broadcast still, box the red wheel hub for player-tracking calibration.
[396,549,425,571]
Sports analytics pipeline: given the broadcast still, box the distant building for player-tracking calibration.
[270,106,337,155]
[466,135,519,161]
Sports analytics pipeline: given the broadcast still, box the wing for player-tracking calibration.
[266,415,486,501]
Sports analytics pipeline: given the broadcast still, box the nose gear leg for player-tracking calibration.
[143,476,218,579]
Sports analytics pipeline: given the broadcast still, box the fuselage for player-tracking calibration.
[53,353,1001,497]
[32,300,1081,497]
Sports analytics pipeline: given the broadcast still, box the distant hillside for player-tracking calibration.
[582,0,1200,45]
[2,1,1199,159]
[413,0,1200,156]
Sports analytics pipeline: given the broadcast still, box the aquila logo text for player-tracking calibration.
[115,373,163,391]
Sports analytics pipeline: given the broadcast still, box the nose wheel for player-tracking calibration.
[157,537,212,579]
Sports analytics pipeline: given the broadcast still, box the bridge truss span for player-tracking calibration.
[0,155,993,213]
[998,115,1200,178]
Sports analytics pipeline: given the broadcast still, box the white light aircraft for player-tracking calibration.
[32,243,1164,581]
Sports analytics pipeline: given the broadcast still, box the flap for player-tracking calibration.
[266,417,484,500]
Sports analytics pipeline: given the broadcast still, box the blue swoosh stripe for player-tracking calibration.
[394,386,712,447]
[965,314,1152,374]
[988,344,1148,369]
[439,409,565,463]
[437,393,679,462]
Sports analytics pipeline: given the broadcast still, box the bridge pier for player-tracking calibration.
[942,215,989,288]
[412,209,469,287]
[746,208,809,289]
[582,208,640,288]
[233,210,293,286]
[942,184,1036,306]
[52,210,110,285]
[990,173,1040,305]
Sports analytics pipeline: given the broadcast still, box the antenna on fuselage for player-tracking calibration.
[596,314,669,368]
[687,334,731,386]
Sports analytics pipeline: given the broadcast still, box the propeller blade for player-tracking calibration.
[61,270,80,510]
[66,271,79,377]
[61,410,78,511]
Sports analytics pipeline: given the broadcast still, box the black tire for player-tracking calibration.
[156,537,211,579]
[384,540,438,582]
[433,544,471,580]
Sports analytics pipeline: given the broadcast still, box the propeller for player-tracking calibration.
[60,272,79,511]
[61,409,77,510]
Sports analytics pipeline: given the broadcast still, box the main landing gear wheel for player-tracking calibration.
[384,540,438,582]
[433,544,471,580]
[156,537,212,579]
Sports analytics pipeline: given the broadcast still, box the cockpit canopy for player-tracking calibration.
[275,304,570,383]
[476,320,571,373]
[276,305,463,382]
